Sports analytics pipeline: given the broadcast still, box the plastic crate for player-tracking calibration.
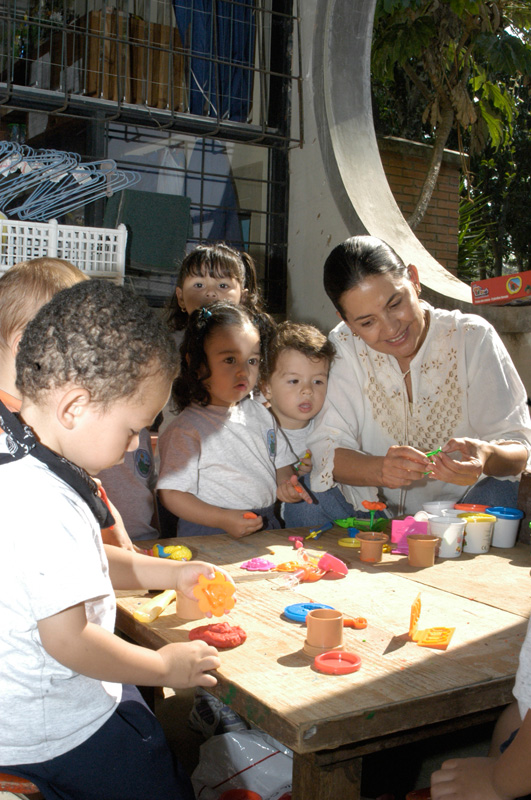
[0,218,127,284]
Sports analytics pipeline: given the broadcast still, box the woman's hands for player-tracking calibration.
[379,445,433,489]
[428,437,528,484]
[426,438,488,486]
[379,436,527,489]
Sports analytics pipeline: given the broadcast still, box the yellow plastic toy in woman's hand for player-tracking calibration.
[192,571,236,617]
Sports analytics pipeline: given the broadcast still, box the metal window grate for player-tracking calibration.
[0,0,302,147]
[107,125,287,313]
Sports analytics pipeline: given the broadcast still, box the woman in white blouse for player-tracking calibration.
[308,235,531,518]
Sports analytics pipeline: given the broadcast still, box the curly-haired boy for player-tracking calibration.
[0,280,226,800]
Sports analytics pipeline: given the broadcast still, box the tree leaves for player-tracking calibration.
[372,0,531,227]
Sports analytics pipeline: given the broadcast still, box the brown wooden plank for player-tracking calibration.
[292,751,361,800]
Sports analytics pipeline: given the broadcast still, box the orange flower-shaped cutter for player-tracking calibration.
[361,501,387,511]
[192,571,236,617]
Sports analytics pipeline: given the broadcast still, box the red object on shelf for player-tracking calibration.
[471,270,531,305]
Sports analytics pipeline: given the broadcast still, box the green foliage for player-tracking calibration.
[372,0,531,265]
[457,180,495,283]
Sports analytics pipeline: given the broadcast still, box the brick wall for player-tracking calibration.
[378,136,461,276]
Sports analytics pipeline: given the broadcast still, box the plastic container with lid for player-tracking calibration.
[422,499,460,515]
[486,506,524,548]
[454,503,488,514]
[458,512,496,553]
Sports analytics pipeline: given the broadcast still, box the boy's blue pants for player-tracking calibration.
[0,684,194,800]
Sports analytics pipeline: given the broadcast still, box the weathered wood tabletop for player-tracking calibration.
[116,529,531,800]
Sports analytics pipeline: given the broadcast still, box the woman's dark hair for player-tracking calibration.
[323,235,407,316]
[166,243,264,331]
[173,300,276,411]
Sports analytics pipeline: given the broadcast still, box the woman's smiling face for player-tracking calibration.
[338,266,426,362]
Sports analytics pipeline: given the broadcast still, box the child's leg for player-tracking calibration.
[462,476,519,508]
[177,518,227,536]
[2,685,194,800]
[281,477,356,528]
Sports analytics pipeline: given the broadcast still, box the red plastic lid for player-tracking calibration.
[314,651,361,675]
[454,503,487,513]
[218,791,263,800]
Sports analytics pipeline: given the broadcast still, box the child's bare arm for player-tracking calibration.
[431,708,531,800]
[104,547,233,594]
[38,603,220,689]
[158,489,263,538]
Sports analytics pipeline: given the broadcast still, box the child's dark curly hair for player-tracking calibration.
[166,243,264,332]
[17,280,178,406]
[172,301,276,411]
[261,320,336,384]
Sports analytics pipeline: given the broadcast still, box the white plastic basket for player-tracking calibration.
[0,218,127,284]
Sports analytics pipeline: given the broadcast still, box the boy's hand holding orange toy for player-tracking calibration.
[277,474,313,505]
[193,571,236,617]
[220,509,264,539]
[293,450,312,476]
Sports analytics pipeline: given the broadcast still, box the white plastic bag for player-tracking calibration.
[191,729,292,800]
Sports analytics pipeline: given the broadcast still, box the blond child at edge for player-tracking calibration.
[0,257,86,414]
[260,321,356,528]
[0,257,135,550]
[431,618,531,800]
[0,280,227,800]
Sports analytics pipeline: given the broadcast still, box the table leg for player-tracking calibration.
[292,751,362,800]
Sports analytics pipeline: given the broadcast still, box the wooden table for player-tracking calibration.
[116,530,531,800]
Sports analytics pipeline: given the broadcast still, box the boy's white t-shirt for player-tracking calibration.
[281,419,314,460]
[0,436,121,765]
[157,397,294,509]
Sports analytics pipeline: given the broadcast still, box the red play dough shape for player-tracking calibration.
[189,622,247,649]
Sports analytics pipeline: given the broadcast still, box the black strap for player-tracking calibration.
[0,399,114,528]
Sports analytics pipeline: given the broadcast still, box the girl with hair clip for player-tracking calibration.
[159,243,273,433]
[157,301,312,538]
[166,242,265,340]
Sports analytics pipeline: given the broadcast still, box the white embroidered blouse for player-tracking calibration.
[308,303,531,516]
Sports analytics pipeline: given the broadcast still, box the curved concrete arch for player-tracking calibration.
[312,0,530,335]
